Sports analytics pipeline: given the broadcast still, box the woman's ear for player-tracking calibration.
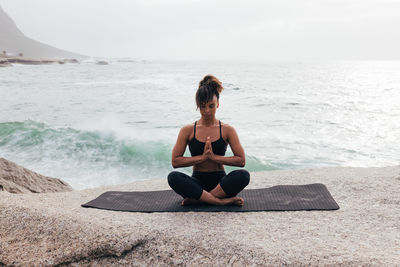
[217,100,220,108]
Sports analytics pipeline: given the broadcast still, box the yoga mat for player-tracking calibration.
[81,183,339,212]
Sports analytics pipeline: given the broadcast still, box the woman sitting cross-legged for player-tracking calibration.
[167,75,250,206]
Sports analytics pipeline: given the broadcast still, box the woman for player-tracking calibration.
[168,75,250,206]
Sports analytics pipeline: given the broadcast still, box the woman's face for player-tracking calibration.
[199,95,219,118]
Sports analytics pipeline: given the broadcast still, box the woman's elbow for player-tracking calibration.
[239,157,246,167]
[171,160,177,168]
[171,158,179,168]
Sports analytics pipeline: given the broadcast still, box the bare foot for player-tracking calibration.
[220,196,244,206]
[181,198,202,206]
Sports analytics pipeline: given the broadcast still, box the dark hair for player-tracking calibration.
[195,75,224,108]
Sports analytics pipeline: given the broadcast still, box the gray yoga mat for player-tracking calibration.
[81,183,339,212]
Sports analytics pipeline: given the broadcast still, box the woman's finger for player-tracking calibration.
[208,140,213,152]
[203,142,209,153]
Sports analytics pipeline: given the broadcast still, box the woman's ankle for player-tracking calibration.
[200,190,224,205]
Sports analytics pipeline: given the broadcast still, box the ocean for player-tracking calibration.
[1,60,399,189]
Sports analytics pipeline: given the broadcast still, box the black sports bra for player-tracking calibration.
[188,120,227,157]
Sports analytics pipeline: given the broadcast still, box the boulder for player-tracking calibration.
[0,158,73,193]
[0,57,11,67]
[96,60,109,65]
[66,58,79,63]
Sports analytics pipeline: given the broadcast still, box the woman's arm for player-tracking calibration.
[209,125,246,167]
[171,125,206,168]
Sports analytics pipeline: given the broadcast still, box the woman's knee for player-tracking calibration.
[230,169,250,187]
[167,171,185,187]
[220,169,250,196]
[167,171,203,199]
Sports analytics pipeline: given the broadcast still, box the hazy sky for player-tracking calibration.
[2,0,400,60]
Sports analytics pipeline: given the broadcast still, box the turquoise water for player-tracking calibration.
[1,60,399,189]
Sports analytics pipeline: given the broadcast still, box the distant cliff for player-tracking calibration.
[0,5,86,59]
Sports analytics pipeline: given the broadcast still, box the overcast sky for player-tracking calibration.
[2,0,400,60]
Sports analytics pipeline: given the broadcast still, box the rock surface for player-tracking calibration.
[0,158,73,193]
[0,57,11,67]
[0,57,80,66]
[1,165,399,266]
[96,60,109,65]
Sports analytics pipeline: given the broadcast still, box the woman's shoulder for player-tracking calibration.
[178,123,195,136]
[220,121,237,140]
[221,121,235,132]
[181,122,195,130]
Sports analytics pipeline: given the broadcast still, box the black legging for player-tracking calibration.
[167,169,250,200]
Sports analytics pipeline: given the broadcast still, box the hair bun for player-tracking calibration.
[199,75,224,94]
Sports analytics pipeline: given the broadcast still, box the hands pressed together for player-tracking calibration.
[202,136,215,161]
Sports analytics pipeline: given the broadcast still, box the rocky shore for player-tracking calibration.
[0,56,79,67]
[1,158,399,266]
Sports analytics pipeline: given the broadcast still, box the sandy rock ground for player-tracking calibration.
[1,165,399,266]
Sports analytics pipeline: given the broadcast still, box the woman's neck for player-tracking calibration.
[199,117,217,127]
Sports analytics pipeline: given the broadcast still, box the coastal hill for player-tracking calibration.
[0,5,85,59]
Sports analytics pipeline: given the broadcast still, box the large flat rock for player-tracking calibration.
[1,165,399,266]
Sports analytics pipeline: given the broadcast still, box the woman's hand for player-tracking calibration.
[204,125,246,167]
[203,136,215,161]
[171,125,210,168]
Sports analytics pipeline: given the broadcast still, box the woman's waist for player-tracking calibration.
[192,169,226,180]
[193,161,224,172]
[192,170,226,175]
[192,166,225,174]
